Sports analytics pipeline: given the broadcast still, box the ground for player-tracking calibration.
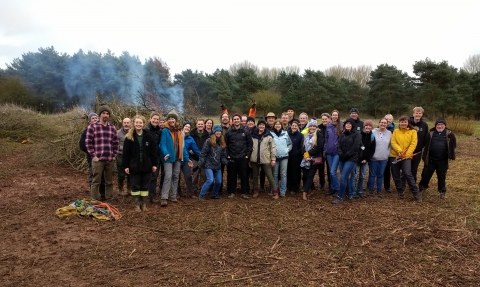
[1,136,479,287]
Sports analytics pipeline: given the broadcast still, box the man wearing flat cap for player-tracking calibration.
[419,118,456,199]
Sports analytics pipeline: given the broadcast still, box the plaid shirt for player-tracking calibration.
[85,121,119,161]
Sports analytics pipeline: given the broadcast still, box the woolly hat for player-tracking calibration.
[88,112,98,122]
[364,119,374,127]
[97,105,111,115]
[435,118,447,126]
[232,113,242,120]
[182,121,191,128]
[286,107,295,112]
[350,108,359,114]
[167,113,178,121]
[246,116,255,124]
[257,119,267,127]
[307,120,318,128]
[344,118,355,127]
[213,125,222,133]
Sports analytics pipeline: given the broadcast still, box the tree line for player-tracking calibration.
[1,46,480,119]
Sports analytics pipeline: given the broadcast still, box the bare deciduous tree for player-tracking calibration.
[324,65,372,87]
[463,54,480,73]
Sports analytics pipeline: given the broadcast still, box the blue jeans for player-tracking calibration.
[356,162,368,194]
[273,158,288,195]
[337,161,357,199]
[199,169,222,197]
[367,161,388,191]
[326,154,340,191]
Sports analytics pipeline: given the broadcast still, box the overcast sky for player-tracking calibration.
[1,0,479,77]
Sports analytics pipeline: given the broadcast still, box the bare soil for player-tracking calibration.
[1,136,480,286]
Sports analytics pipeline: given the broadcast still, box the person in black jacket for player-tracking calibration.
[224,113,253,199]
[409,107,429,182]
[79,112,105,199]
[332,118,362,204]
[419,118,456,199]
[123,115,158,212]
[354,120,376,198]
[300,120,325,200]
[383,114,395,192]
[287,119,303,194]
[145,112,163,203]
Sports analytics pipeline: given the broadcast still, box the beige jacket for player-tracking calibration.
[250,132,276,164]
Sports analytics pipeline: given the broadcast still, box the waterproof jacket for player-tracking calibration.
[190,128,209,152]
[160,126,189,163]
[358,131,376,163]
[250,131,276,164]
[197,138,229,170]
[288,129,304,162]
[337,130,362,162]
[271,129,292,159]
[324,123,340,155]
[122,131,158,174]
[302,130,325,158]
[350,118,364,133]
[182,133,201,164]
[422,128,456,166]
[409,117,429,153]
[225,125,253,159]
[389,127,418,158]
[145,122,161,157]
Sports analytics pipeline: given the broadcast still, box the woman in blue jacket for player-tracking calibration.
[271,120,292,198]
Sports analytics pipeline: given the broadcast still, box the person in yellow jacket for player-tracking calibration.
[389,115,422,202]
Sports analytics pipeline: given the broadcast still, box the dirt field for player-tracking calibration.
[1,135,479,286]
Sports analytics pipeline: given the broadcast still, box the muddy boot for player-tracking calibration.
[272,190,279,200]
[118,180,127,196]
[134,196,141,212]
[252,188,259,198]
[140,196,147,212]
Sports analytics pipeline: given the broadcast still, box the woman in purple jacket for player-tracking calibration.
[324,110,342,195]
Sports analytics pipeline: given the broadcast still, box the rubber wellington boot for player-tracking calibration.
[140,196,147,211]
[134,196,141,212]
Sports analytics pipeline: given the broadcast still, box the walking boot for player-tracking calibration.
[140,196,147,211]
[252,188,259,198]
[134,196,141,212]
[118,180,127,196]
[272,190,279,200]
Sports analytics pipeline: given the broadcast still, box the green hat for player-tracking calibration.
[166,113,178,121]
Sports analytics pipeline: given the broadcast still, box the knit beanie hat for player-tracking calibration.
[435,118,447,126]
[167,113,178,121]
[88,112,98,122]
[183,122,191,128]
[246,116,255,124]
[232,113,242,120]
[307,120,318,128]
[350,108,359,114]
[257,119,267,127]
[364,119,374,127]
[213,125,222,133]
[97,105,111,115]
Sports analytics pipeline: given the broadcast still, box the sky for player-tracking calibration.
[1,0,480,77]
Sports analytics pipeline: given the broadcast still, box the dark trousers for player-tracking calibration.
[130,172,151,194]
[178,164,194,196]
[383,160,392,190]
[410,151,422,182]
[419,159,448,192]
[287,159,302,192]
[227,158,249,195]
[148,163,164,199]
[316,156,328,189]
[302,166,319,193]
[390,157,418,194]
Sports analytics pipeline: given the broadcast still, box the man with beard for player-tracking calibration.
[85,105,119,201]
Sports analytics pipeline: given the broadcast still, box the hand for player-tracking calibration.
[164,154,169,160]
[188,160,194,167]
[271,160,276,167]
[361,160,366,164]
[248,162,252,168]
[93,156,99,162]
[189,150,194,154]
[152,166,157,172]
[124,168,130,175]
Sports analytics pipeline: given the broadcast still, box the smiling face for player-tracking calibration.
[331,112,339,123]
[232,115,241,127]
[196,120,204,132]
[134,118,145,131]
[221,113,230,124]
[167,117,176,127]
[308,125,317,134]
[413,110,423,122]
[205,120,213,131]
[281,114,289,125]
[150,115,160,127]
[183,123,191,133]
[364,124,372,133]
[122,118,131,130]
[257,123,265,133]
[299,114,307,125]
[241,116,247,127]
[344,122,352,131]
[274,122,282,131]
[379,119,388,130]
[89,115,98,124]
[291,122,299,132]
[321,115,330,126]
[287,109,294,119]
[399,120,408,129]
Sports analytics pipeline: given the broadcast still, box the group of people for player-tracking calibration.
[80,104,457,212]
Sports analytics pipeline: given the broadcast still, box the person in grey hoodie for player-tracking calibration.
[367,118,392,196]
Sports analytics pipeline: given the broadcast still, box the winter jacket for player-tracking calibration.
[337,130,362,162]
[250,131,276,165]
[122,131,158,174]
[190,128,209,152]
[371,128,392,161]
[197,138,229,170]
[409,117,429,153]
[358,131,376,163]
[182,133,201,164]
[288,129,304,162]
[117,128,128,155]
[145,122,161,156]
[350,118,364,133]
[302,130,325,158]
[324,123,340,155]
[271,129,292,159]
[389,127,417,158]
[422,128,456,166]
[160,126,189,164]
[225,125,253,159]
